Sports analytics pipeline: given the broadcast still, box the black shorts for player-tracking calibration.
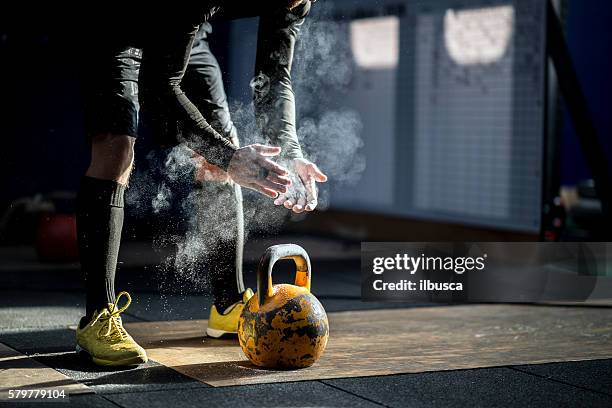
[82,23,236,144]
[82,45,141,138]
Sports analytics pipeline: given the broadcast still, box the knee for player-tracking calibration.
[87,134,135,182]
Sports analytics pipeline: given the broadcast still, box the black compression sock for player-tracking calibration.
[77,176,126,319]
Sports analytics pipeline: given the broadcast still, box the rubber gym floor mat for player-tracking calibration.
[0,342,92,399]
[124,304,612,387]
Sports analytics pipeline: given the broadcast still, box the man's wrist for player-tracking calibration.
[214,143,239,172]
[280,149,304,162]
[187,138,238,172]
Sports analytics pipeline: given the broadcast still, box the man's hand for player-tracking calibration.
[227,144,292,198]
[274,158,328,213]
[194,156,232,183]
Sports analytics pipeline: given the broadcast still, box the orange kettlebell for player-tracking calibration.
[238,244,329,369]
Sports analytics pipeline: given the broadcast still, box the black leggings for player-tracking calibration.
[178,24,246,305]
[188,180,245,306]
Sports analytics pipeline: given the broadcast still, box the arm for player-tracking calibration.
[254,1,328,212]
[139,18,291,197]
[252,1,312,160]
[139,20,237,170]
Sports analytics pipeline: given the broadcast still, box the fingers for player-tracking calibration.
[267,172,292,187]
[252,144,282,157]
[283,199,295,209]
[251,184,280,198]
[274,194,288,206]
[268,159,326,211]
[302,175,318,211]
[308,162,328,182]
[259,158,289,176]
[305,185,318,211]
[293,196,307,213]
[257,178,289,195]
[276,178,318,212]
[305,200,317,212]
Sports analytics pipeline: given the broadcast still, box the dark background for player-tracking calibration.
[0,0,610,244]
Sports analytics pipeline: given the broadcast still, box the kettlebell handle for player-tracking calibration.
[257,244,311,306]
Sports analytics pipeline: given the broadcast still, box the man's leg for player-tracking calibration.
[184,23,246,314]
[78,134,135,318]
[192,127,246,312]
[190,168,245,312]
[79,45,141,319]
[75,45,147,366]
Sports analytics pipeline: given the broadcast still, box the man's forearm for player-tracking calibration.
[252,2,311,159]
[253,73,303,160]
[139,20,237,171]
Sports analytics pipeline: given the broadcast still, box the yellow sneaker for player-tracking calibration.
[206,289,254,338]
[76,291,148,366]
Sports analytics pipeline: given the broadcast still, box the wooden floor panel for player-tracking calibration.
[0,343,92,399]
[125,304,612,387]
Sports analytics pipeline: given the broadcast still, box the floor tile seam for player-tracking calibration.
[509,366,612,397]
[318,379,392,407]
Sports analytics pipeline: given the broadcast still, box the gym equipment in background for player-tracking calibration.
[0,192,78,262]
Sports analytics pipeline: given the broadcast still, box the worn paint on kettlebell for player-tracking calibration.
[238,284,329,369]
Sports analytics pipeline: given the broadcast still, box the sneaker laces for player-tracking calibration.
[92,291,132,340]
